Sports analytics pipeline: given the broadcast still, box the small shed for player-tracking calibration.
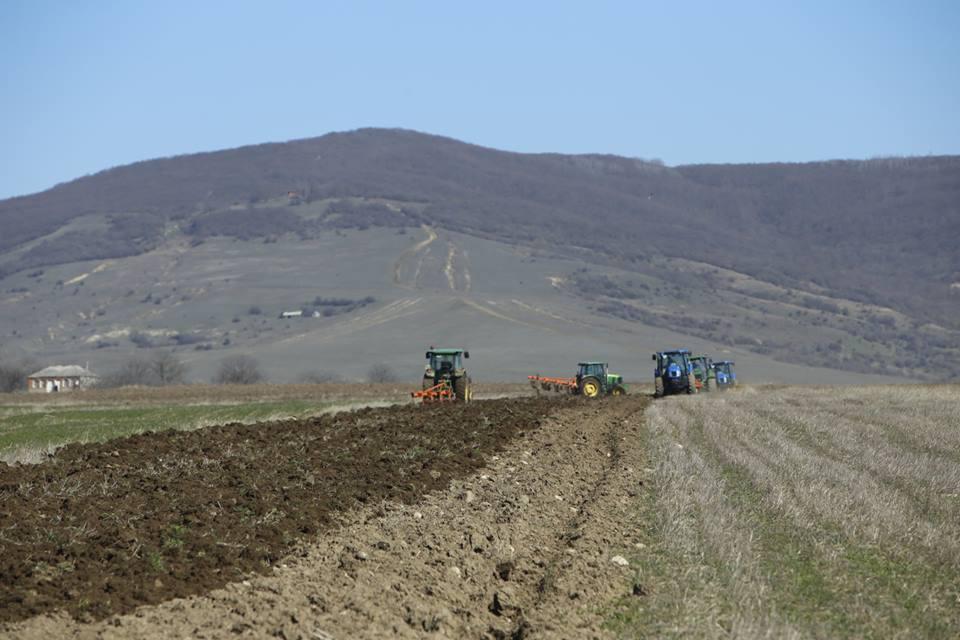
[27,365,99,393]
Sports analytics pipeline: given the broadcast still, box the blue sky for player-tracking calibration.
[1,0,958,199]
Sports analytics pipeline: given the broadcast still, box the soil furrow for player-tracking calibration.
[3,395,650,639]
[0,397,563,626]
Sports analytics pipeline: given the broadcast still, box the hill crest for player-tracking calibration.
[1,129,958,381]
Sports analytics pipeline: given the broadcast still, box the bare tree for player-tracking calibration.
[99,357,155,388]
[366,363,397,383]
[151,351,188,385]
[214,355,264,385]
[0,355,35,393]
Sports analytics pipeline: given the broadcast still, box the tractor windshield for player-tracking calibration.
[715,363,731,375]
[665,353,688,370]
[578,363,606,378]
[430,353,461,372]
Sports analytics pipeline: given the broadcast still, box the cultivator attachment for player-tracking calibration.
[530,363,627,398]
[528,375,577,394]
[412,380,456,403]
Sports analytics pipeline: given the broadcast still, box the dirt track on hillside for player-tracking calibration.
[2,395,650,639]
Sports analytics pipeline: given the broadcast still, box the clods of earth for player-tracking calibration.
[0,395,651,638]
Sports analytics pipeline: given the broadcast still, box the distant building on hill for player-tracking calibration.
[279,310,303,319]
[27,365,99,393]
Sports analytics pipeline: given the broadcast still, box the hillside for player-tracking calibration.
[1,129,958,381]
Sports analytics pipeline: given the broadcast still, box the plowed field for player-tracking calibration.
[0,395,654,638]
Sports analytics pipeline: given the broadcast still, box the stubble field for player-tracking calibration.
[612,385,960,639]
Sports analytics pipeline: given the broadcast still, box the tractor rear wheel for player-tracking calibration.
[611,385,626,396]
[654,377,664,398]
[422,376,434,391]
[687,377,697,394]
[580,377,602,398]
[704,377,714,392]
[454,376,470,402]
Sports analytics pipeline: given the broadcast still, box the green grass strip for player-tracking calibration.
[0,400,336,457]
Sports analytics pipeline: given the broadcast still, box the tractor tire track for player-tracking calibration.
[444,244,457,291]
[393,225,437,289]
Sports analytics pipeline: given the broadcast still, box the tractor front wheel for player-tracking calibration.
[611,385,626,396]
[580,377,602,398]
[704,377,714,392]
[654,377,664,398]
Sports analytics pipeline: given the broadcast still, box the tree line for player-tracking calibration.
[0,349,402,392]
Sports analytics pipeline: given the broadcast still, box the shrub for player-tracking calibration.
[214,355,264,385]
[0,359,34,392]
[151,352,188,385]
[98,358,155,388]
[366,363,397,383]
[129,332,154,348]
[98,353,187,387]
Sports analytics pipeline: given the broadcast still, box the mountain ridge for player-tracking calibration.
[1,129,958,380]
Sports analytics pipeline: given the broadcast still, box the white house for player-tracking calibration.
[27,365,99,393]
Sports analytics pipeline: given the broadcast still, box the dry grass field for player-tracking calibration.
[611,385,960,639]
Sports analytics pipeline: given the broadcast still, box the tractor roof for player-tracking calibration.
[659,349,690,355]
[428,348,465,355]
[578,361,607,366]
[714,360,735,365]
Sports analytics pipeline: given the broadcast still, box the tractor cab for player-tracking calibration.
[652,349,696,397]
[427,349,466,376]
[713,360,737,389]
[689,355,715,392]
[575,362,626,397]
[422,348,472,401]
[577,361,607,381]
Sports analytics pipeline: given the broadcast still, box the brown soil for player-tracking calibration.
[0,397,560,623]
[2,394,651,638]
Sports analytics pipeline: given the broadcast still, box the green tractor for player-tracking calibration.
[689,355,716,392]
[422,348,472,402]
[576,362,627,398]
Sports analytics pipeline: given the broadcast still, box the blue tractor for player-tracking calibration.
[652,349,697,397]
[713,360,737,390]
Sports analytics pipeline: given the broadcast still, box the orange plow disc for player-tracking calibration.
[412,381,456,403]
[528,375,578,394]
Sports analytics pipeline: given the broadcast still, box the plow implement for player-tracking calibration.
[528,375,578,394]
[412,380,456,403]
